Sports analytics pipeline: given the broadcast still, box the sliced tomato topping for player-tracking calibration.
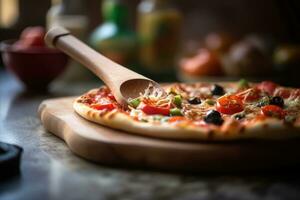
[237,88,260,101]
[168,116,186,123]
[217,95,244,115]
[291,89,300,98]
[256,81,278,95]
[276,88,291,99]
[141,104,170,116]
[261,105,285,119]
[91,103,115,111]
[97,87,112,96]
[107,93,116,101]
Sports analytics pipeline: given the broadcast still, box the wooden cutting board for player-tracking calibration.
[38,97,300,172]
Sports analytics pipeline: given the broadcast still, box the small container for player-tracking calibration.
[0,40,69,91]
[90,0,138,69]
[137,0,182,79]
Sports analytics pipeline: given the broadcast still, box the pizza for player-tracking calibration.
[73,80,300,141]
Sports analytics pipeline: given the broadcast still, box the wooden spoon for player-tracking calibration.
[45,27,164,106]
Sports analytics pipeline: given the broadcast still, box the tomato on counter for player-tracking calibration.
[13,26,46,48]
[180,48,223,76]
[204,32,236,54]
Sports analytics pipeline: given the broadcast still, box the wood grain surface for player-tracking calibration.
[45,27,155,106]
[38,97,300,172]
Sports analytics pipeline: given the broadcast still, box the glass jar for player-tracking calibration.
[90,0,138,69]
[137,0,182,78]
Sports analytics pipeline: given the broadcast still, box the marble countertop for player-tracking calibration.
[1,71,300,200]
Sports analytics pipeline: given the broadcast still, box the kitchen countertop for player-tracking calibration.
[1,70,300,200]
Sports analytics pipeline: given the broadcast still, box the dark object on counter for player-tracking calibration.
[211,84,225,96]
[222,40,272,77]
[0,40,69,92]
[204,110,223,126]
[244,34,277,57]
[0,142,23,180]
[273,45,300,86]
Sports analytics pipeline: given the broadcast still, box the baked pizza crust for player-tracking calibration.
[73,90,300,141]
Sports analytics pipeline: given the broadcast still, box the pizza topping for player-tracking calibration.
[78,79,300,138]
[233,113,246,120]
[237,88,260,102]
[291,89,300,98]
[270,96,284,108]
[139,83,167,103]
[170,108,183,116]
[217,95,244,115]
[284,115,297,124]
[141,104,170,116]
[257,81,278,95]
[173,95,182,107]
[285,98,300,112]
[205,99,216,105]
[182,105,206,121]
[129,98,141,108]
[188,97,202,104]
[107,93,116,101]
[204,110,224,125]
[237,79,249,90]
[275,88,291,99]
[211,84,225,96]
[91,103,115,111]
[261,105,285,119]
[256,96,270,107]
[168,87,178,95]
[168,116,186,123]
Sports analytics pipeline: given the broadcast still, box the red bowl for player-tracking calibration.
[0,40,69,91]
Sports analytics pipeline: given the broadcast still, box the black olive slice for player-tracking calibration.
[270,96,284,108]
[211,84,225,96]
[188,97,201,104]
[204,110,224,125]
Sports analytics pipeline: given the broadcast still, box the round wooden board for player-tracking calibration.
[38,97,300,172]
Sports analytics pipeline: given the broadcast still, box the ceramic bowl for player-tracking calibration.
[0,40,69,91]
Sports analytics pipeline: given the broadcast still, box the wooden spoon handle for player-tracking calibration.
[45,27,147,89]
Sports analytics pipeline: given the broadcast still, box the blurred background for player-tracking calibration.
[1,0,300,92]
